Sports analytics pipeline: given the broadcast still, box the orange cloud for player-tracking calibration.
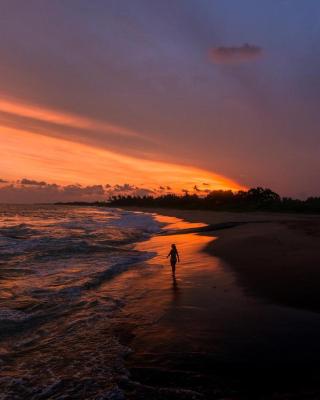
[0,97,144,138]
[0,125,245,197]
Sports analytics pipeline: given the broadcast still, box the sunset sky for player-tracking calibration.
[0,0,319,202]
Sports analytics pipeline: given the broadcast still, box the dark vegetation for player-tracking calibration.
[107,187,320,213]
[57,187,320,213]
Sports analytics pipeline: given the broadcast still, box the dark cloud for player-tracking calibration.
[62,184,104,196]
[0,180,163,203]
[193,185,201,192]
[20,178,47,186]
[193,185,211,194]
[105,183,155,198]
[210,43,262,63]
[0,182,106,203]
[113,184,136,192]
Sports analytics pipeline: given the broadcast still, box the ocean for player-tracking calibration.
[0,205,161,399]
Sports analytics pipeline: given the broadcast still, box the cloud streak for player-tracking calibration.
[210,43,262,64]
[0,97,145,139]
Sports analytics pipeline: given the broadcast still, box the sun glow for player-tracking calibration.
[0,124,244,194]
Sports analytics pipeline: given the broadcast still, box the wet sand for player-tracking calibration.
[110,211,320,399]
[125,208,320,313]
[206,219,320,314]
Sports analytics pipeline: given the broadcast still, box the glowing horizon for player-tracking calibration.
[0,123,245,201]
[0,95,246,202]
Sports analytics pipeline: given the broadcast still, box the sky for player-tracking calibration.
[0,0,319,202]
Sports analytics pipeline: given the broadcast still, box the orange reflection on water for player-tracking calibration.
[122,213,225,352]
[136,214,218,276]
[152,214,207,231]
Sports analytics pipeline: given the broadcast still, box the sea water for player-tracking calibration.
[0,205,160,399]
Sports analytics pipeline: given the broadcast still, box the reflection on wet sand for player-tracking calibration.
[122,213,320,398]
[171,274,180,304]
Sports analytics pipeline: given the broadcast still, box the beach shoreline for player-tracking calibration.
[115,208,320,399]
[123,207,320,314]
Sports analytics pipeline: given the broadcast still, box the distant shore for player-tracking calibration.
[125,207,320,314]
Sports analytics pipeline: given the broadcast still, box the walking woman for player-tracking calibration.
[167,244,180,275]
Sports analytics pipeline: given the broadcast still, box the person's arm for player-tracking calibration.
[177,250,180,262]
[167,250,171,258]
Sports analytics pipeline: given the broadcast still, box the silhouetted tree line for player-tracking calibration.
[107,187,320,213]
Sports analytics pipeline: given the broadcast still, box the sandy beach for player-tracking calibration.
[116,208,320,399]
[126,208,320,314]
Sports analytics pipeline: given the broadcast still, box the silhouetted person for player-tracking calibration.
[167,244,180,275]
